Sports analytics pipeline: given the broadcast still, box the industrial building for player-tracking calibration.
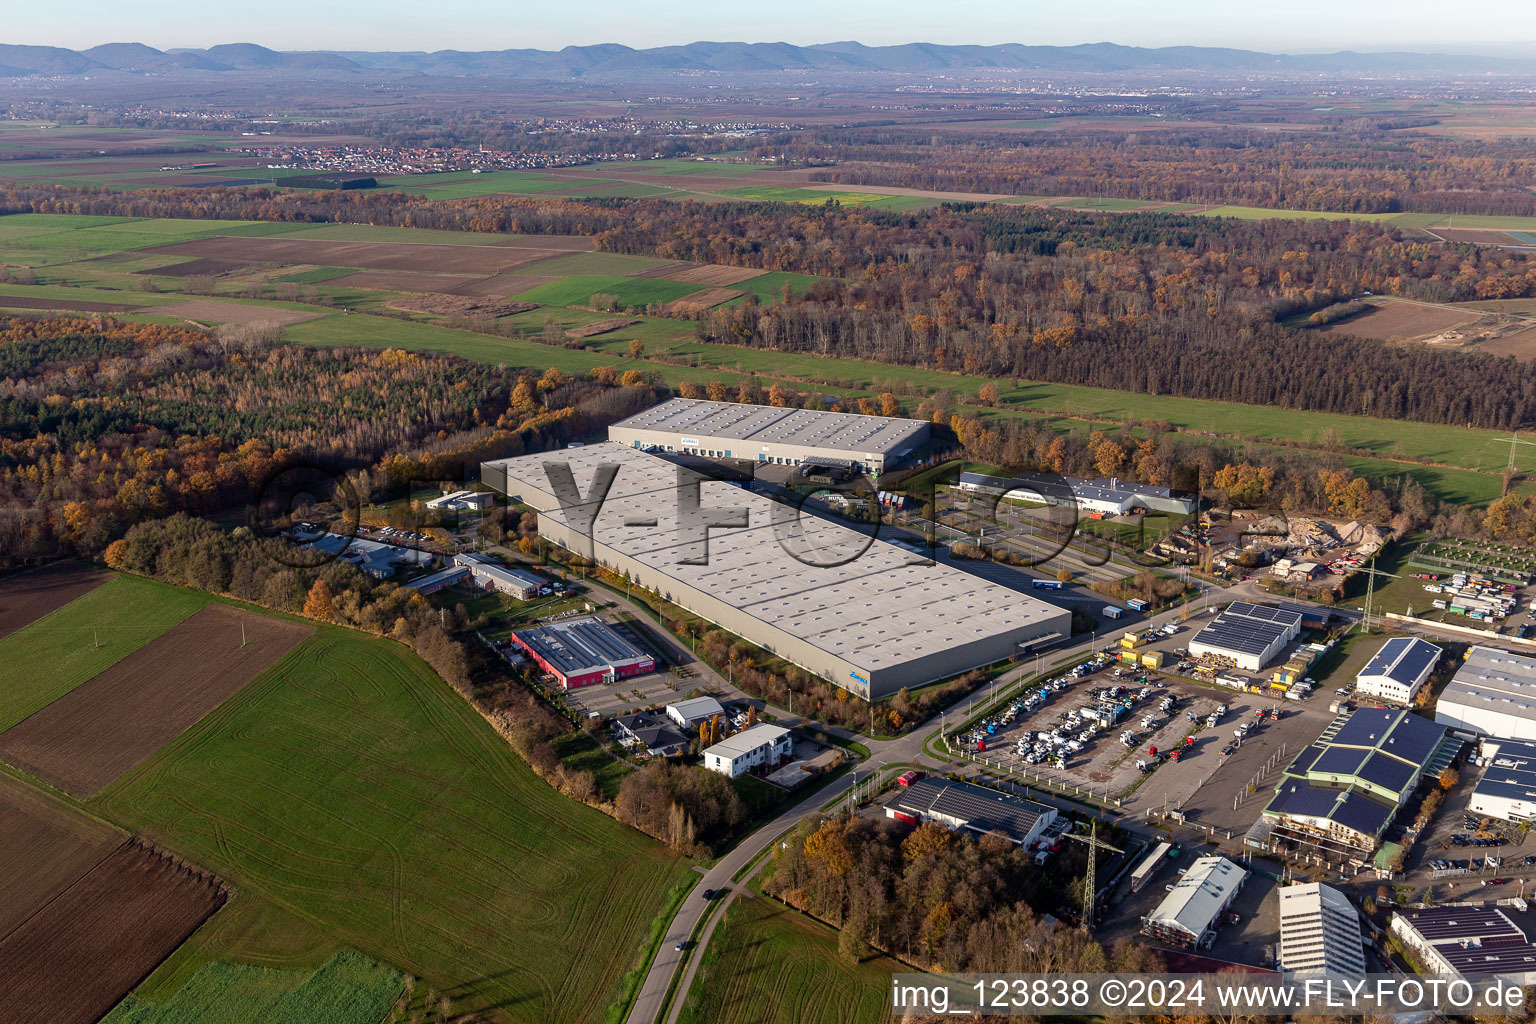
[702,723,793,777]
[612,711,689,757]
[1261,708,1456,861]
[1436,646,1536,741]
[1469,739,1536,823]
[510,616,656,690]
[1141,855,1246,950]
[425,489,494,512]
[453,553,548,600]
[1390,907,1536,985]
[404,565,471,595]
[666,696,726,731]
[303,532,432,579]
[1276,883,1367,975]
[884,777,1057,848]
[955,471,1197,517]
[1355,636,1442,705]
[1187,602,1304,672]
[607,397,930,476]
[482,443,1070,699]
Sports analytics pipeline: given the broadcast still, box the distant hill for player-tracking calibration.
[1,40,1531,79]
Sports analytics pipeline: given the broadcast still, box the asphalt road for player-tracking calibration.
[626,577,1259,1024]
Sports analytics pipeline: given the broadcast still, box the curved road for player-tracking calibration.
[626,576,1264,1024]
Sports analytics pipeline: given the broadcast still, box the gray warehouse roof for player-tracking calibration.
[1473,739,1536,805]
[512,616,650,676]
[611,398,928,457]
[892,778,1054,845]
[1440,646,1536,728]
[485,443,1068,677]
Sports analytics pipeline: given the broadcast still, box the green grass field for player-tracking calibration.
[515,274,705,307]
[726,271,830,304]
[719,186,902,207]
[1052,197,1162,211]
[522,251,677,276]
[0,574,207,731]
[0,215,306,266]
[103,951,404,1024]
[92,609,692,1023]
[603,159,779,177]
[378,171,616,199]
[557,182,681,199]
[676,893,895,1024]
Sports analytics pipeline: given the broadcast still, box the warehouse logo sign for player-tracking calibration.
[541,459,887,568]
[849,670,870,687]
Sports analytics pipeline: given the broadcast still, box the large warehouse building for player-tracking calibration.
[1261,708,1455,862]
[509,616,656,690]
[1469,739,1536,822]
[1435,646,1536,740]
[482,443,1070,699]
[956,471,1197,517]
[606,398,930,476]
[1188,602,1304,672]
[1141,855,1247,950]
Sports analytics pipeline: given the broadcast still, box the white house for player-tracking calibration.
[702,723,793,778]
[666,696,726,731]
[1355,637,1441,705]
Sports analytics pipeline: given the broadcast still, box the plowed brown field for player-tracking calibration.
[0,839,227,1024]
[0,604,311,796]
[0,773,122,940]
[0,563,107,640]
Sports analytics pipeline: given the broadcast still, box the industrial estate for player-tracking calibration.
[11,15,1536,1024]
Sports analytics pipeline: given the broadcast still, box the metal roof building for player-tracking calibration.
[1142,855,1247,950]
[666,696,726,730]
[1187,602,1304,672]
[1436,646,1536,741]
[1470,739,1536,822]
[886,777,1057,847]
[1390,907,1536,984]
[510,616,655,690]
[1262,708,1454,860]
[482,443,1070,699]
[1356,637,1442,705]
[1276,882,1367,975]
[956,471,1196,517]
[607,397,930,476]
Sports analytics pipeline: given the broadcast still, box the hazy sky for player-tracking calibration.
[9,0,1536,54]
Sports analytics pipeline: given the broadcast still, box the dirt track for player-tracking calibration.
[0,563,107,640]
[0,839,226,1024]
[0,604,311,796]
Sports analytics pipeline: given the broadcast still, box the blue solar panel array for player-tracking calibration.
[1360,636,1441,686]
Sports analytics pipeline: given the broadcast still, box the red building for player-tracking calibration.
[510,616,655,689]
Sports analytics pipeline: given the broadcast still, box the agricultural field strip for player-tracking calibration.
[0,563,108,638]
[0,771,125,941]
[0,604,312,797]
[0,840,228,1024]
[95,626,693,1022]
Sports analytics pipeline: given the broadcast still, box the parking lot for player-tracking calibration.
[958,649,1339,838]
